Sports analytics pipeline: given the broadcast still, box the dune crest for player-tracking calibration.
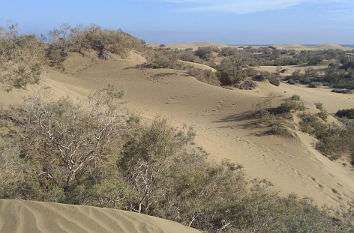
[0,199,200,233]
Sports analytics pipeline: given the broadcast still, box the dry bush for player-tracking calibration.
[143,48,178,69]
[235,80,258,90]
[254,95,305,136]
[0,25,45,91]
[300,111,354,161]
[0,86,128,201]
[143,48,220,85]
[186,67,219,85]
[178,49,202,63]
[47,24,146,68]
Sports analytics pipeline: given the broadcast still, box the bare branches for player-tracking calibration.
[3,87,125,188]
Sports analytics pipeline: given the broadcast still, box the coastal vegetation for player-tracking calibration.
[0,24,353,233]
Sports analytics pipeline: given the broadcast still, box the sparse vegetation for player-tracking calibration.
[299,113,344,160]
[47,24,146,69]
[254,97,353,162]
[235,79,258,90]
[186,67,219,85]
[300,106,354,161]
[0,89,353,233]
[315,103,329,121]
[1,23,354,233]
[254,95,305,136]
[144,48,178,69]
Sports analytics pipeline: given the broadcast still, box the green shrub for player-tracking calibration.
[269,75,280,86]
[178,49,201,63]
[195,47,213,60]
[299,113,349,160]
[186,67,219,86]
[315,103,328,121]
[273,95,305,114]
[254,96,305,136]
[216,57,248,86]
[300,113,328,136]
[267,121,292,137]
[336,109,354,119]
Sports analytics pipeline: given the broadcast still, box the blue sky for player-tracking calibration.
[1,0,353,44]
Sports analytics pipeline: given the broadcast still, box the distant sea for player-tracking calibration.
[228,44,354,48]
[342,44,354,48]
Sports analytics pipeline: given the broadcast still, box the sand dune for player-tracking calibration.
[1,51,353,208]
[0,199,200,233]
[273,43,353,51]
[312,43,352,50]
[273,44,308,50]
[40,52,354,208]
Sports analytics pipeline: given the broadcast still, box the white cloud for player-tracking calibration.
[163,0,350,14]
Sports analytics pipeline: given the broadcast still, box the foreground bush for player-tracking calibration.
[0,90,353,233]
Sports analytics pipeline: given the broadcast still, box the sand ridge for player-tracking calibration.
[0,199,201,233]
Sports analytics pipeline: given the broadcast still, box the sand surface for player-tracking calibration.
[178,60,217,72]
[0,199,200,233]
[1,51,353,208]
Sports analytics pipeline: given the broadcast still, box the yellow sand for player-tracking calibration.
[178,60,217,72]
[0,199,200,233]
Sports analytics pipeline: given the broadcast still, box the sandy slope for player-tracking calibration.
[0,199,200,233]
[1,52,353,208]
[39,52,354,208]
[254,64,329,77]
[178,60,217,72]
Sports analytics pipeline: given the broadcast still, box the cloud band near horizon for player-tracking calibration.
[163,0,350,14]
